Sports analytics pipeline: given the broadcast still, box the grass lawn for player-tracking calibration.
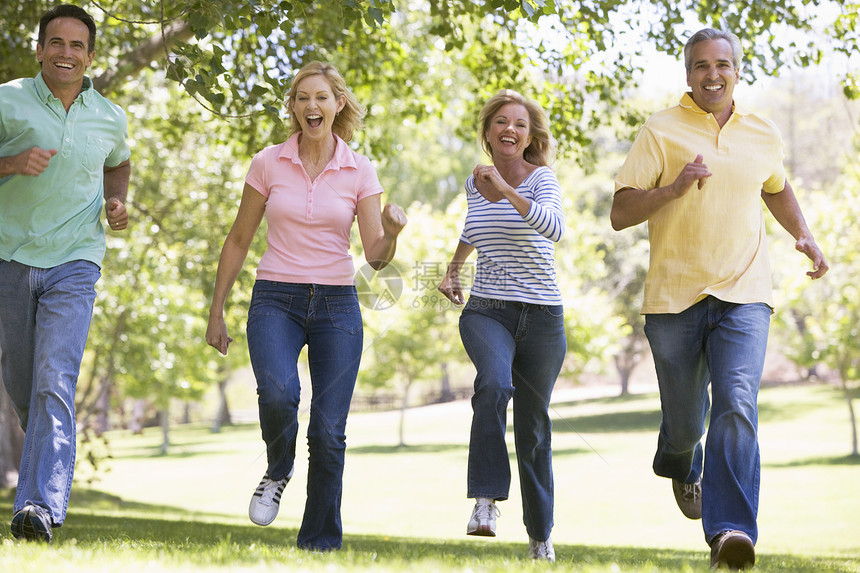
[1,381,858,571]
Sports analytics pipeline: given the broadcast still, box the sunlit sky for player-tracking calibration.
[517,1,852,104]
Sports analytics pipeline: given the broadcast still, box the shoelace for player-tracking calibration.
[681,482,701,502]
[255,475,287,507]
[475,500,500,522]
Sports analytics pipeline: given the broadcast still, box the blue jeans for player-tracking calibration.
[0,259,100,526]
[246,281,363,550]
[644,296,771,544]
[459,296,566,542]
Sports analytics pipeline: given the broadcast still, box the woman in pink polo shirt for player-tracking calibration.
[206,61,406,551]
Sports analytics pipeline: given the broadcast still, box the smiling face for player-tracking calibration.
[686,38,739,124]
[290,74,345,142]
[484,103,532,161]
[36,17,94,96]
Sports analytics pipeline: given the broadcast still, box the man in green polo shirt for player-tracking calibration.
[0,3,131,542]
[611,28,827,570]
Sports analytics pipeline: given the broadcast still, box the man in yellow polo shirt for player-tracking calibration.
[611,28,827,570]
[0,4,130,543]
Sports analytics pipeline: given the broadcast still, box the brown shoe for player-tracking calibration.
[710,530,755,570]
[672,476,702,519]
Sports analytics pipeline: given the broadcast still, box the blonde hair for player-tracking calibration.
[286,61,364,142]
[478,89,554,166]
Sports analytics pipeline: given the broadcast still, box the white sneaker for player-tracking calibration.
[528,537,556,562]
[466,498,499,537]
[249,468,293,526]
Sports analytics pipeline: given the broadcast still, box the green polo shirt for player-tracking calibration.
[0,72,130,268]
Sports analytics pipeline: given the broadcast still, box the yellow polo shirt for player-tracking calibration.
[614,93,786,314]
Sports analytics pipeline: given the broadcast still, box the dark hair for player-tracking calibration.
[38,4,97,52]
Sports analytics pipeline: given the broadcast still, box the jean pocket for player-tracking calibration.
[326,294,362,334]
[541,304,564,319]
[248,289,293,318]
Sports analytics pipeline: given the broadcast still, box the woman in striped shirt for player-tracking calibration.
[438,89,566,562]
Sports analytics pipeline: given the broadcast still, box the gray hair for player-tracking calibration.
[684,28,742,71]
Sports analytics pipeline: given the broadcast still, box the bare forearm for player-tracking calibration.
[610,184,678,230]
[761,183,813,241]
[447,241,475,271]
[209,238,251,316]
[364,233,398,271]
[104,160,131,203]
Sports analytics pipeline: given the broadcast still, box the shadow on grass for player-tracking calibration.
[1,491,858,572]
[765,454,860,468]
[550,392,659,410]
[349,443,466,455]
[551,409,662,434]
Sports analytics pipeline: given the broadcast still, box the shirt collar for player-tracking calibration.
[679,92,748,118]
[279,132,357,170]
[34,72,95,107]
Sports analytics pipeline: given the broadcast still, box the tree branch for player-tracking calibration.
[93,19,193,94]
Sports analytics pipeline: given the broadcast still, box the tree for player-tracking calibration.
[2,0,858,473]
[773,165,860,458]
[356,203,469,446]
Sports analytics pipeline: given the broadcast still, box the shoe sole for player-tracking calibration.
[466,525,496,537]
[715,535,755,569]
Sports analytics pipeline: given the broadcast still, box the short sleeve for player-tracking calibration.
[761,129,787,195]
[104,108,131,167]
[355,154,384,201]
[245,149,270,197]
[614,124,663,194]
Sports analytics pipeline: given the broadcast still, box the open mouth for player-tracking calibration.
[306,114,323,128]
[500,136,517,145]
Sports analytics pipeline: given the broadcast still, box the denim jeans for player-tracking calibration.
[0,259,100,526]
[644,296,771,544]
[246,280,363,550]
[459,295,566,542]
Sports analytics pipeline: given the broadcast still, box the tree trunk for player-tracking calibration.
[160,409,170,455]
[439,362,453,403]
[128,399,146,434]
[839,376,859,457]
[211,377,232,433]
[94,376,112,435]
[398,379,413,448]
[614,334,643,396]
[93,20,194,94]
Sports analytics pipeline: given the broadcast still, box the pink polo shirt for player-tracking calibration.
[246,133,384,285]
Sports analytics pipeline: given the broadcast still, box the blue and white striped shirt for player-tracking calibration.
[460,166,564,305]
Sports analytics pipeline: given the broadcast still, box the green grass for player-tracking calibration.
[1,382,859,571]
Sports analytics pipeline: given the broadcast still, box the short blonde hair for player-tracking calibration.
[286,61,364,142]
[478,89,554,166]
